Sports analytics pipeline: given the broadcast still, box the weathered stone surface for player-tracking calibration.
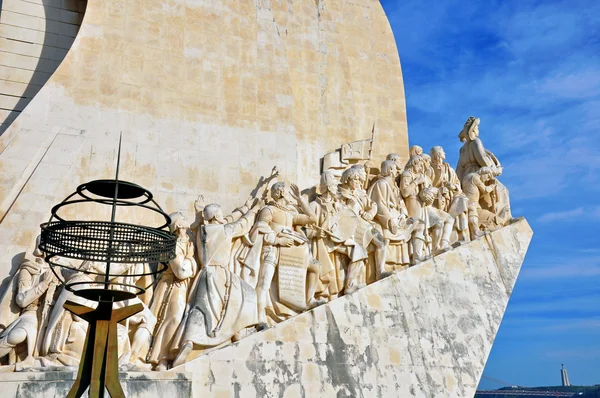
[0,218,532,397]
[0,0,408,281]
[0,371,191,398]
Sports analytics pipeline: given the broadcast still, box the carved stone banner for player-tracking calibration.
[277,245,309,311]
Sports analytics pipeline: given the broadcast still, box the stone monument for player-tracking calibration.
[0,0,532,397]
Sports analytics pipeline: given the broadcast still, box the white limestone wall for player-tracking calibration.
[0,0,408,286]
[0,0,86,133]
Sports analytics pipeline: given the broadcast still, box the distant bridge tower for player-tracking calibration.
[561,364,571,386]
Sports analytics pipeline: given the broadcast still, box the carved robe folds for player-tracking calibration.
[174,211,258,353]
[368,177,415,269]
[147,237,197,366]
[0,257,55,364]
[307,197,367,297]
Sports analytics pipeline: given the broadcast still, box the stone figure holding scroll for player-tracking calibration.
[171,199,260,367]
[0,241,57,368]
[368,160,417,270]
[338,165,390,284]
[243,182,320,330]
[430,146,470,243]
[147,213,197,371]
[306,170,368,297]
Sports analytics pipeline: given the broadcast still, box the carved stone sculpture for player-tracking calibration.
[116,261,158,369]
[242,182,320,330]
[401,155,454,260]
[306,171,368,298]
[0,241,57,369]
[409,146,434,181]
[368,160,417,270]
[462,167,506,238]
[339,165,391,284]
[457,117,512,225]
[430,146,470,242]
[0,130,518,375]
[171,199,259,367]
[147,213,198,370]
[40,261,101,367]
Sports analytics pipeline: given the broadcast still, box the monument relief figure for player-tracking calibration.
[386,153,404,186]
[462,167,506,238]
[171,198,260,367]
[408,146,434,181]
[39,256,151,369]
[243,182,320,330]
[0,241,57,369]
[401,155,454,260]
[147,212,197,371]
[430,146,470,243]
[115,260,158,369]
[192,194,257,279]
[306,170,368,297]
[456,116,512,223]
[338,165,390,284]
[368,160,417,270]
[41,260,101,366]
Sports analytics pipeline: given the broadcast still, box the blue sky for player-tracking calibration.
[380,0,600,390]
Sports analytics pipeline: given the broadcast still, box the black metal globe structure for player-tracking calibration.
[38,138,176,398]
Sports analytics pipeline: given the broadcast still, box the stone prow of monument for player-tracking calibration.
[0,219,532,397]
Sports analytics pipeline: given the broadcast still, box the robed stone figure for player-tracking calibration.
[172,201,259,367]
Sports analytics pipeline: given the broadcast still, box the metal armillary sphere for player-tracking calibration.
[38,136,176,398]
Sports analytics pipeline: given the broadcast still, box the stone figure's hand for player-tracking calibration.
[362,212,373,221]
[244,196,256,209]
[40,270,57,286]
[270,166,279,178]
[194,195,205,212]
[486,186,495,193]
[248,197,261,210]
[277,237,294,247]
[306,227,324,239]
[289,184,302,202]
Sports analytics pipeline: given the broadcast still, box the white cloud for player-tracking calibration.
[530,68,600,100]
[537,207,585,223]
[520,262,600,280]
[537,206,600,223]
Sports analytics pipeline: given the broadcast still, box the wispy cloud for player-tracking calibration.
[522,264,600,279]
[538,208,585,223]
[519,256,600,280]
[538,206,600,223]
[544,347,600,361]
